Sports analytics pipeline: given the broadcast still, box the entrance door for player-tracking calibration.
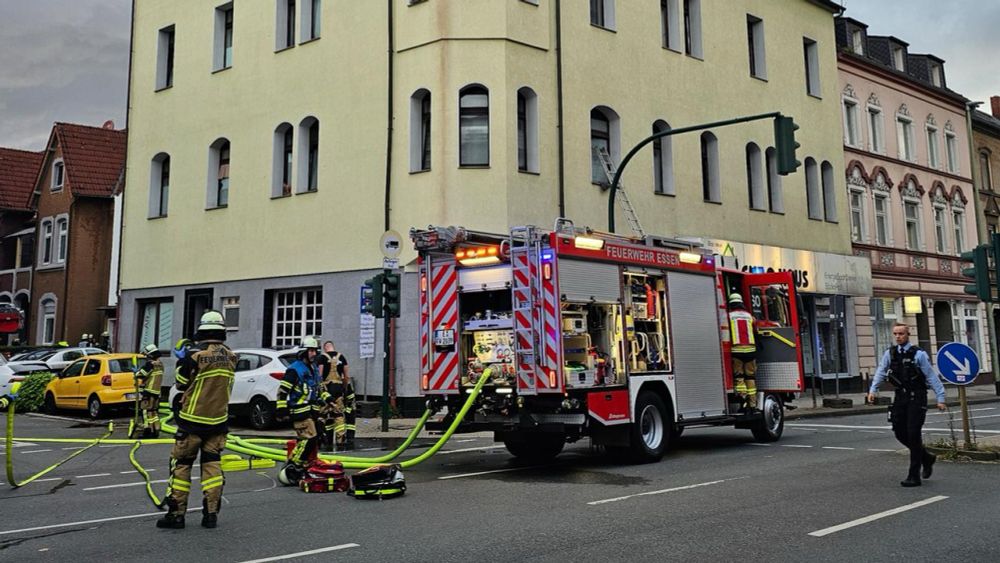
[814,295,848,380]
[183,289,214,338]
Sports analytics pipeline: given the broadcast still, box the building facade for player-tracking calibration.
[29,123,126,347]
[835,17,991,387]
[0,148,42,344]
[121,0,858,406]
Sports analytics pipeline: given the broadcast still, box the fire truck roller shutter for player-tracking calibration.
[458,264,512,291]
[558,260,620,303]
[667,272,727,420]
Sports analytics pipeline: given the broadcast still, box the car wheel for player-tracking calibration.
[87,395,103,419]
[249,396,276,430]
[44,392,57,414]
[627,391,670,463]
[751,393,784,442]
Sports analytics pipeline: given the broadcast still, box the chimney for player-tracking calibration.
[102,120,115,130]
[991,96,1000,119]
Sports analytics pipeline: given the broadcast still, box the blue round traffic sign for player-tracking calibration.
[936,342,980,386]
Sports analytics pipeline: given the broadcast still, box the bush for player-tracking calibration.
[13,372,56,413]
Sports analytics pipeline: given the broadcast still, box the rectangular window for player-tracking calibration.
[272,288,323,348]
[897,117,915,161]
[843,100,859,147]
[747,15,766,79]
[871,297,898,355]
[927,126,940,168]
[42,303,56,346]
[156,26,175,90]
[683,0,702,58]
[868,107,884,153]
[223,296,240,331]
[930,64,942,87]
[803,38,820,97]
[590,0,605,27]
[874,195,889,245]
[40,221,53,265]
[893,46,905,71]
[904,201,920,250]
[56,218,68,263]
[849,191,864,242]
[18,233,33,269]
[214,5,234,71]
[52,161,64,191]
[980,152,993,191]
[277,0,296,50]
[851,29,864,55]
[159,157,170,217]
[303,0,321,41]
[934,206,947,254]
[517,94,527,172]
[946,133,958,173]
[137,299,174,350]
[953,211,965,255]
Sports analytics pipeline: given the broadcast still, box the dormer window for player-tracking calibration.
[929,63,942,87]
[892,46,905,71]
[51,160,64,192]
[851,29,864,55]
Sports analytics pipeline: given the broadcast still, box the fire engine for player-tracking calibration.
[410,220,804,462]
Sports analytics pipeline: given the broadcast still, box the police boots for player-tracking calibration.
[156,513,185,529]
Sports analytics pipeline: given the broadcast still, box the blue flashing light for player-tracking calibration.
[750,266,765,274]
[541,251,554,261]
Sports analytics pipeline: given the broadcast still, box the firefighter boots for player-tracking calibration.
[202,513,218,529]
[156,513,185,529]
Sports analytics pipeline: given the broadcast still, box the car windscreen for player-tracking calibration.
[107,359,137,374]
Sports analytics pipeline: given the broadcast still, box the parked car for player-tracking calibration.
[10,348,57,361]
[43,347,107,371]
[0,353,51,397]
[44,353,142,418]
[168,348,296,430]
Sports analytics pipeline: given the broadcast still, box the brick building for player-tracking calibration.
[0,148,42,343]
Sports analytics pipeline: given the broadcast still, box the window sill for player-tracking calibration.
[750,207,767,212]
[459,165,490,169]
[685,53,704,62]
[517,169,540,176]
[299,37,321,46]
[825,219,839,224]
[590,24,617,33]
[154,85,173,93]
[703,200,722,205]
[212,66,232,75]
[409,168,431,175]
[653,192,676,197]
[36,263,66,272]
[51,187,64,193]
[147,214,168,220]
[662,46,682,54]
[206,205,228,211]
[769,210,785,216]
[270,194,292,200]
[808,217,824,222]
[751,75,768,83]
[808,92,823,101]
[296,189,318,195]
[275,45,295,54]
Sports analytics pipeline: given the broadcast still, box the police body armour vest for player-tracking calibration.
[889,346,926,392]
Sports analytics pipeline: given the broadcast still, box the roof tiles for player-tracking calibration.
[53,122,127,198]
[0,148,44,211]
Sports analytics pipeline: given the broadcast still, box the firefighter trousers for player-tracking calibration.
[323,383,356,446]
[140,394,160,437]
[167,431,226,516]
[891,390,933,480]
[732,353,758,408]
[291,417,320,466]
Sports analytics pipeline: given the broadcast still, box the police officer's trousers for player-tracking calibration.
[167,431,226,515]
[890,390,933,480]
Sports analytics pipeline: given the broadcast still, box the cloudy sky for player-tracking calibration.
[0,1,998,150]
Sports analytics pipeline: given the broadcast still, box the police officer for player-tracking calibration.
[133,343,164,438]
[158,311,237,529]
[276,337,331,484]
[727,293,758,409]
[867,323,946,487]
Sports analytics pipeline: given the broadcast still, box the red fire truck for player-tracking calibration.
[410,220,804,462]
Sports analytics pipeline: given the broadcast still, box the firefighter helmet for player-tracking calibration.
[300,336,319,350]
[143,343,158,356]
[278,463,302,486]
[728,293,744,305]
[197,310,226,332]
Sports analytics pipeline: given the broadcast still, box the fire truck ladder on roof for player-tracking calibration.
[594,145,645,239]
[509,226,541,394]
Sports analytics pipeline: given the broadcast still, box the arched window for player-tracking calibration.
[591,106,620,184]
[805,157,821,219]
[207,138,230,208]
[652,120,674,195]
[700,131,720,202]
[459,85,490,166]
[822,160,837,222]
[149,153,170,218]
[409,89,431,172]
[272,123,293,197]
[746,142,765,210]
[297,116,319,193]
[517,87,539,173]
[765,147,783,213]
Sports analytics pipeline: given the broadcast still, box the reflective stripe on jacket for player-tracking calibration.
[729,309,757,354]
[177,341,236,430]
[278,359,329,421]
[135,359,164,396]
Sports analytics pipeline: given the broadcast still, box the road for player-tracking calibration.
[1,403,998,562]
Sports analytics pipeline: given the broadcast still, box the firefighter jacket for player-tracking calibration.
[278,359,330,422]
[728,308,757,355]
[135,359,164,397]
[174,340,237,433]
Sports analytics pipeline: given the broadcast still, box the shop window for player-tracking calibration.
[137,299,173,350]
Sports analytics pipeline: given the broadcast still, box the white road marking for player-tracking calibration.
[0,507,201,536]
[781,445,813,448]
[75,473,111,479]
[859,430,886,434]
[867,449,897,452]
[808,496,949,537]
[438,465,548,480]
[454,439,478,443]
[787,423,1000,434]
[120,469,156,474]
[237,544,360,563]
[437,446,504,455]
[822,447,855,450]
[928,407,994,416]
[587,477,748,506]
[21,449,53,454]
[84,475,199,491]
[62,447,81,450]
[745,443,771,447]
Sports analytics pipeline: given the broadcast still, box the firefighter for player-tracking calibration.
[318,340,355,451]
[867,323,946,487]
[157,310,236,530]
[133,343,164,438]
[727,293,758,410]
[0,393,15,411]
[276,337,331,482]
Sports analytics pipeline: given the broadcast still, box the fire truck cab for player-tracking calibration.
[411,220,803,462]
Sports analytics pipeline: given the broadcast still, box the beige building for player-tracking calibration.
[119,0,859,407]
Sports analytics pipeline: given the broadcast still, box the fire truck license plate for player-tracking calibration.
[433,329,455,347]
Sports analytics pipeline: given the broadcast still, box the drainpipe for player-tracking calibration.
[555,0,566,218]
[59,202,73,343]
[383,0,395,231]
[114,0,138,354]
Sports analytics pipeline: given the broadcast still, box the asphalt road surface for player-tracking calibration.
[2,403,998,562]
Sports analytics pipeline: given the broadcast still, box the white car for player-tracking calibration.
[0,354,50,397]
[43,347,107,371]
[169,348,297,430]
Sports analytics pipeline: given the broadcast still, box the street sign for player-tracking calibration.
[380,230,403,259]
[382,257,399,270]
[359,313,376,359]
[936,342,980,386]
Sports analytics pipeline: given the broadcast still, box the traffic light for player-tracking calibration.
[363,274,385,318]
[774,115,801,176]
[992,233,1000,288]
[383,271,401,318]
[961,245,991,301]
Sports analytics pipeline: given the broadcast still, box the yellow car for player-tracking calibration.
[44,353,143,418]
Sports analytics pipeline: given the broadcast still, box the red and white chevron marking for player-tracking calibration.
[421,259,460,393]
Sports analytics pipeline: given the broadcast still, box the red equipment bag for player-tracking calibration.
[299,459,348,493]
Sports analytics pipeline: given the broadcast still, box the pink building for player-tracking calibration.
[836,17,990,386]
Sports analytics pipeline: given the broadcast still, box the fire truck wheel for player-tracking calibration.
[503,434,565,461]
[628,391,669,463]
[750,393,784,442]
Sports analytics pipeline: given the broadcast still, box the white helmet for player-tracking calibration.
[143,343,159,356]
[198,310,226,332]
[728,293,744,305]
[300,336,319,350]
[278,464,300,486]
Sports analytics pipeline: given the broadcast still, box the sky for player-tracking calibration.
[0,1,998,150]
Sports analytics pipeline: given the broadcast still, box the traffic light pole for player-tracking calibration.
[381,271,392,432]
[607,112,782,233]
